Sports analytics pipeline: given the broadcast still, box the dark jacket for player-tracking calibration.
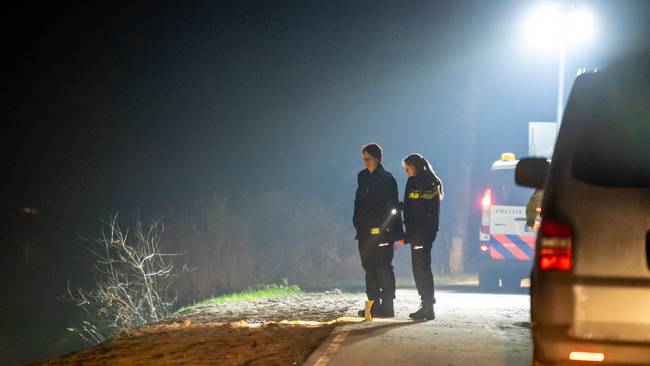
[403,171,441,245]
[353,164,404,241]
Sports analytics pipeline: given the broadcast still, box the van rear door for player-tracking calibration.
[545,66,650,343]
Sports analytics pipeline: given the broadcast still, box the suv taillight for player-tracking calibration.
[539,220,572,271]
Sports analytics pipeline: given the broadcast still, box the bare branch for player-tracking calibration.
[61,215,182,345]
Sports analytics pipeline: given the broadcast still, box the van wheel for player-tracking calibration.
[479,270,498,291]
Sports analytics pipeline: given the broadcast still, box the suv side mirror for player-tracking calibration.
[516,157,550,189]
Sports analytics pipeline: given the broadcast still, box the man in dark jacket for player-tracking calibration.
[353,143,403,318]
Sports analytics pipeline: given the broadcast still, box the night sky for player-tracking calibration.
[3,1,649,363]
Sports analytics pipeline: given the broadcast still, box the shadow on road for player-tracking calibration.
[339,320,423,347]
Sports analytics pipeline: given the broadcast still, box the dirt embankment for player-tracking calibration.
[35,291,364,366]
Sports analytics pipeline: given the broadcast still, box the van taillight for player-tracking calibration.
[481,189,492,207]
[539,220,572,271]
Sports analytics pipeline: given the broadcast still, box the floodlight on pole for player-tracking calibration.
[522,3,595,126]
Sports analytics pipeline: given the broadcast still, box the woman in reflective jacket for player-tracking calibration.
[402,153,444,320]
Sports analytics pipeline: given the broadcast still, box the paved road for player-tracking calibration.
[306,287,532,366]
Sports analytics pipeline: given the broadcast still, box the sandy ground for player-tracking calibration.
[36,321,336,366]
[34,291,365,366]
[34,287,532,366]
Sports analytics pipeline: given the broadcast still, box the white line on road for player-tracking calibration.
[312,331,349,366]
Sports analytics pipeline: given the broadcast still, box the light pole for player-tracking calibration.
[522,3,595,127]
[557,41,566,125]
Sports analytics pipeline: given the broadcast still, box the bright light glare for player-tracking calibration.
[568,9,594,42]
[522,3,595,49]
[523,4,563,48]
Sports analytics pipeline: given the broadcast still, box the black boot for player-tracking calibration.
[409,301,434,320]
[358,299,380,317]
[375,298,395,318]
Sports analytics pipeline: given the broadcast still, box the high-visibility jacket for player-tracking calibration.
[526,189,544,228]
[403,172,441,245]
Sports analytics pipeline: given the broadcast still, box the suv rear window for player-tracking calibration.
[489,169,534,206]
[571,64,650,188]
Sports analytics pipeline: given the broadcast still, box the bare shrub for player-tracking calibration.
[61,215,180,344]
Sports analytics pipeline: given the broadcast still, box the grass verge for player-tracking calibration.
[176,280,302,313]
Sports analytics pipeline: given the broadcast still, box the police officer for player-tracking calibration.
[526,189,543,230]
[354,143,403,318]
[402,153,443,320]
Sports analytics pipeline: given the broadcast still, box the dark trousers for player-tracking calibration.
[410,233,437,303]
[358,235,396,301]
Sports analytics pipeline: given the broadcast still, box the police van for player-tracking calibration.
[478,153,537,290]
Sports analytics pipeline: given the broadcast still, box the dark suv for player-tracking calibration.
[516,51,650,366]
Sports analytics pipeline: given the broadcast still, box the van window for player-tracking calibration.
[571,71,650,188]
